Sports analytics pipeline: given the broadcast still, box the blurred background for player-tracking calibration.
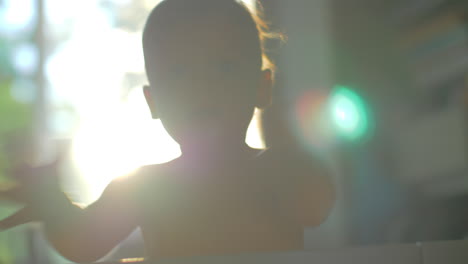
[0,0,467,263]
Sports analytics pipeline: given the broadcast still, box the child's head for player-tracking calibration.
[142,0,273,149]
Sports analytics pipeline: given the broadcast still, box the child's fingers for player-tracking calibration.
[0,185,27,204]
[7,164,37,183]
[0,156,64,205]
[0,206,35,231]
[8,160,60,186]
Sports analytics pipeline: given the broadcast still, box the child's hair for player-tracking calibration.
[142,0,280,80]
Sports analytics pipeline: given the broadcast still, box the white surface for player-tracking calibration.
[154,244,421,264]
[421,240,468,264]
[91,240,468,264]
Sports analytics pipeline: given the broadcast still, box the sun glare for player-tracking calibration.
[68,0,261,203]
[72,89,181,203]
[72,89,264,203]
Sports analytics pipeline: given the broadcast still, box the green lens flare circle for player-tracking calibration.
[329,85,369,141]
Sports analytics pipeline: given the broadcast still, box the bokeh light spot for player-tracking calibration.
[294,89,335,155]
[329,85,370,141]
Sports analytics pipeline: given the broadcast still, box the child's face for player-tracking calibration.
[146,15,265,146]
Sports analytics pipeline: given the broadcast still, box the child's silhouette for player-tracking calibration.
[0,0,334,262]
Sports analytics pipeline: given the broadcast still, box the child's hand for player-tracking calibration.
[1,158,61,203]
[0,158,63,230]
[0,206,34,230]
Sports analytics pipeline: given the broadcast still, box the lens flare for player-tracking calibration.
[293,89,335,154]
[328,85,371,141]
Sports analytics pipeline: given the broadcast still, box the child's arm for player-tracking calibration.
[45,178,140,263]
[48,180,140,262]
[0,162,140,263]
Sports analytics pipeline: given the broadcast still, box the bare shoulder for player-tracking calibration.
[256,148,335,227]
[99,160,177,206]
[256,148,332,181]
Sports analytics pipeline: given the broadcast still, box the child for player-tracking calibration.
[0,0,334,262]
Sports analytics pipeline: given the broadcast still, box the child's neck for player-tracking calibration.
[179,139,259,169]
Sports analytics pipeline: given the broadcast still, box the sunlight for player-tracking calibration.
[243,0,257,11]
[246,109,265,149]
[72,91,264,203]
[72,88,180,203]
[65,0,261,203]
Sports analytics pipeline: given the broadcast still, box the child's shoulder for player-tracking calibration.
[254,147,333,192]
[255,148,335,227]
[254,147,322,171]
[104,161,177,200]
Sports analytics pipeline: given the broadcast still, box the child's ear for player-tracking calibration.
[256,69,273,109]
[143,85,159,119]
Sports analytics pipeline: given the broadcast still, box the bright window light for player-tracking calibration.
[47,0,263,203]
